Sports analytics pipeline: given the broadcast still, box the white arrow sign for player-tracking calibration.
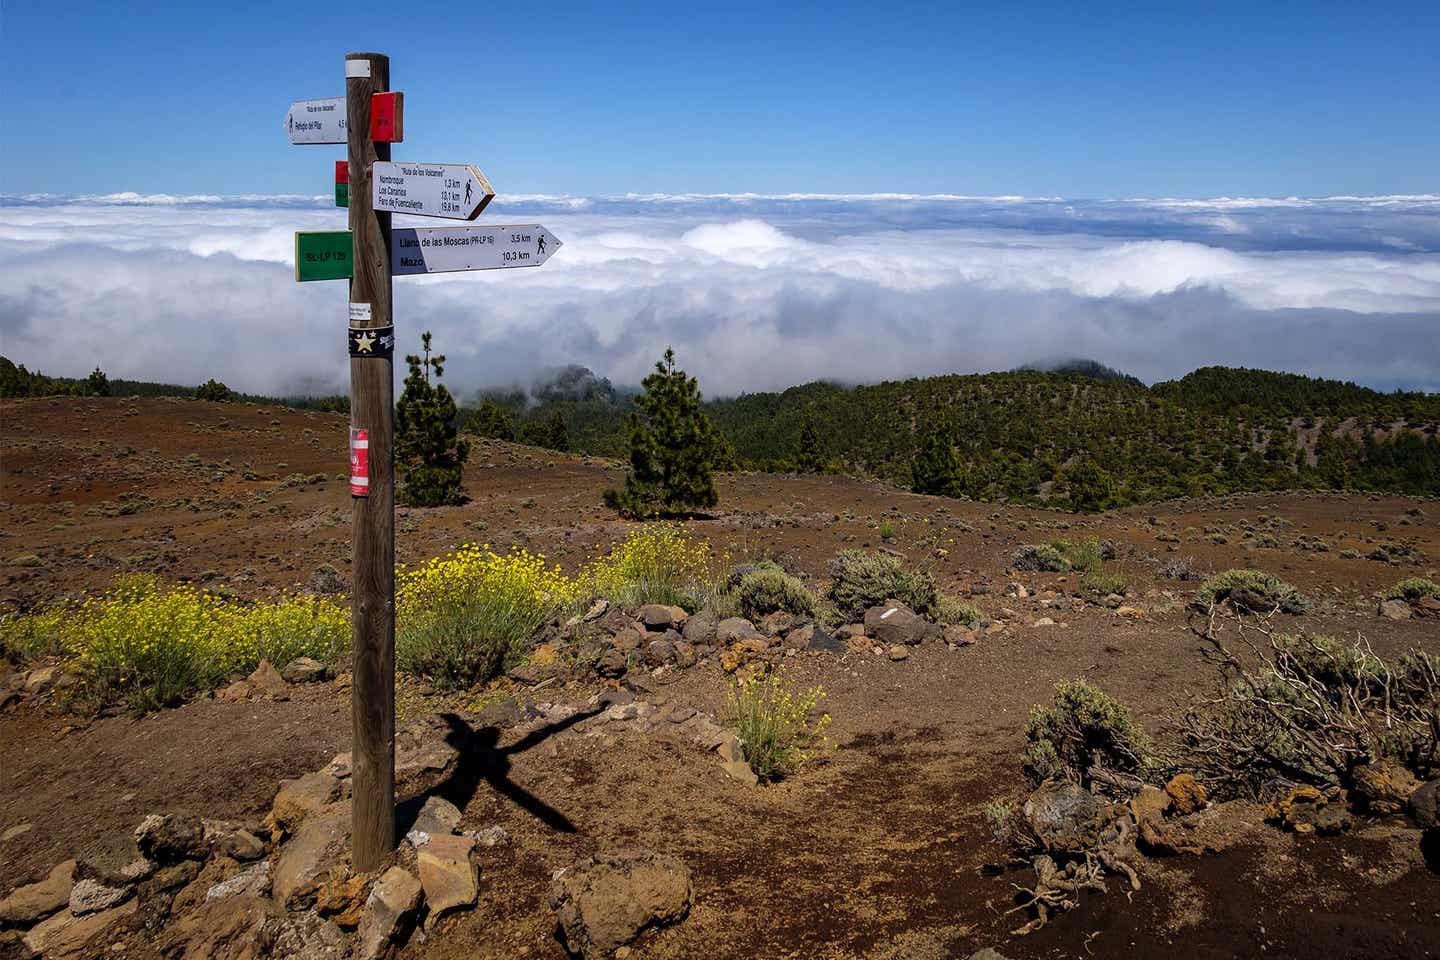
[391,225,563,275]
[371,162,493,219]
[285,97,346,144]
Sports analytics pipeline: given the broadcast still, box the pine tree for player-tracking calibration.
[86,367,110,397]
[795,413,827,473]
[519,410,569,452]
[603,348,722,518]
[468,399,516,441]
[1061,457,1122,512]
[195,378,232,402]
[395,331,470,507]
[910,424,964,496]
[544,409,569,452]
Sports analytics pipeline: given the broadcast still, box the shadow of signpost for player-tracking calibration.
[397,708,601,836]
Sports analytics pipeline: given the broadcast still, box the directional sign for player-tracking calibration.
[285,94,405,144]
[391,225,562,275]
[286,97,346,144]
[371,162,493,219]
[295,231,353,282]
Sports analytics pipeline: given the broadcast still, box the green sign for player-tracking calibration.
[295,231,353,282]
[335,183,349,208]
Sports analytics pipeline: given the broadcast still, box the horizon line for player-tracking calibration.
[5,191,1440,209]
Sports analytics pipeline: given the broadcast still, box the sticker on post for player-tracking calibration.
[345,59,371,78]
[350,428,370,496]
[349,302,372,323]
[348,324,394,358]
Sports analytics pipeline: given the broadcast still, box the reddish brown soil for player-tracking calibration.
[2,396,1438,959]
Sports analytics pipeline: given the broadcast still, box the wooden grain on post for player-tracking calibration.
[345,50,396,873]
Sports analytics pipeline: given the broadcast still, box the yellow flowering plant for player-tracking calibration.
[2,524,742,709]
[582,522,723,610]
[13,574,348,714]
[727,669,831,781]
[396,544,579,690]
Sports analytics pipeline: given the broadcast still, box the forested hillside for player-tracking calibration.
[1152,366,1440,421]
[6,354,1436,510]
[471,364,1440,509]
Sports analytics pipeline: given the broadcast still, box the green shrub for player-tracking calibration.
[397,604,523,692]
[1012,538,1101,573]
[1011,543,1067,572]
[1177,636,1438,797]
[981,799,1016,843]
[1023,679,1154,789]
[728,670,830,781]
[1061,539,1103,571]
[1384,577,1440,602]
[825,550,938,621]
[1158,556,1202,581]
[735,567,817,620]
[1080,568,1130,596]
[878,520,896,541]
[935,596,984,626]
[0,610,67,664]
[1195,568,1308,614]
[1272,633,1383,690]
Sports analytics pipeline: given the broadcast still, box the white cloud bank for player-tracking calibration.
[1,193,1437,398]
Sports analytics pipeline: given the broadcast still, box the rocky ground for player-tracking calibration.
[2,395,1439,959]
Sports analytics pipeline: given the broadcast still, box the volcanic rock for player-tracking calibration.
[355,867,422,960]
[549,851,693,960]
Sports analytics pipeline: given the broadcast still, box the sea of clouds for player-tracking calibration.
[2,192,1438,398]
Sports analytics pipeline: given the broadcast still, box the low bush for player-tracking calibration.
[1158,556,1203,581]
[735,566,817,620]
[1012,538,1101,574]
[583,523,721,610]
[0,609,67,664]
[398,603,523,692]
[397,545,577,691]
[1194,568,1308,614]
[13,574,348,713]
[982,799,1017,844]
[728,670,830,781]
[1023,679,1155,791]
[935,596,985,626]
[1079,568,1130,597]
[1011,543,1066,572]
[1384,577,1440,602]
[1176,634,1438,797]
[826,550,938,621]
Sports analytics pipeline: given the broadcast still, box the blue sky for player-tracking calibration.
[3,1,1439,198]
[3,3,1439,397]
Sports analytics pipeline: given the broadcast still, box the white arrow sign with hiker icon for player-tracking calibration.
[371,162,494,219]
[390,225,563,275]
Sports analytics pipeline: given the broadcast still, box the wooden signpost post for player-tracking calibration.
[286,52,562,872]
